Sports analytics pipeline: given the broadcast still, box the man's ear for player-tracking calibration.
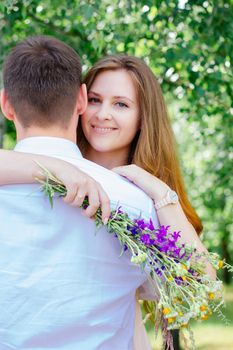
[0,89,15,121]
[76,84,87,115]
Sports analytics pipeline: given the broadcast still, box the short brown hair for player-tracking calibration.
[3,36,82,128]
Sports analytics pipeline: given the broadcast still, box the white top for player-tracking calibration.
[0,137,159,350]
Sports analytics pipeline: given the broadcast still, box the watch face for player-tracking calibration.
[169,190,179,203]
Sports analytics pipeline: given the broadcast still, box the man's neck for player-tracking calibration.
[16,126,76,144]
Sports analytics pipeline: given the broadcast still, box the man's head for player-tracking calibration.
[1,36,87,139]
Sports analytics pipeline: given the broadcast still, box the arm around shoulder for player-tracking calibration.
[0,149,111,221]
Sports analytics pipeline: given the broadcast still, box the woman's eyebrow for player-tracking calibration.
[88,91,134,104]
[88,91,100,96]
[114,96,135,104]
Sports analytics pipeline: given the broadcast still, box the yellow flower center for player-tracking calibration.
[201,315,209,321]
[208,293,215,300]
[200,305,207,311]
[168,317,176,323]
[218,260,224,269]
[163,308,170,315]
[182,264,188,270]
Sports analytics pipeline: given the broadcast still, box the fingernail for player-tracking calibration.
[103,218,108,225]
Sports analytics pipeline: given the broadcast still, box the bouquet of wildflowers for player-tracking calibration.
[36,165,233,350]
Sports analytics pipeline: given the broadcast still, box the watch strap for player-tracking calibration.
[154,189,178,210]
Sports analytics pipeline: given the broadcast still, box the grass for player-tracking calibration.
[146,285,233,350]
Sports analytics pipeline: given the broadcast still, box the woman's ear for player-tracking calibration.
[0,90,15,121]
[77,84,87,115]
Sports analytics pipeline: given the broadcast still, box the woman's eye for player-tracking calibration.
[88,97,100,104]
[116,102,128,108]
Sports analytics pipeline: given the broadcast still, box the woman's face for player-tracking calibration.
[81,69,140,160]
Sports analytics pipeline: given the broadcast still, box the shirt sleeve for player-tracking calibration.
[137,278,160,301]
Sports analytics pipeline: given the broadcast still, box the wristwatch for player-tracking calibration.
[154,189,179,210]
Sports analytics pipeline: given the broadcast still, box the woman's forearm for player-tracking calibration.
[0,149,111,220]
[0,149,56,184]
[156,202,216,279]
[0,149,89,185]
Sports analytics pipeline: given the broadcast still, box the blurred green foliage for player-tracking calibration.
[0,0,232,280]
[149,285,233,349]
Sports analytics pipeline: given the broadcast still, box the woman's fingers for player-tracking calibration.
[70,188,86,207]
[63,184,79,204]
[83,186,100,218]
[112,164,139,182]
[62,174,111,223]
[98,188,111,224]
[83,183,111,223]
[63,178,87,204]
[113,164,169,201]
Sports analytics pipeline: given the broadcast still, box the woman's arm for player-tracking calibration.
[113,164,216,279]
[0,149,110,222]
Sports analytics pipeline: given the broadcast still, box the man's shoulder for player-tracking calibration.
[65,157,156,220]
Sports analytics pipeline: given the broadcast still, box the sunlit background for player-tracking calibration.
[0,1,232,349]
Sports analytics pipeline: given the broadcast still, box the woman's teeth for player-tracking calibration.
[92,126,116,133]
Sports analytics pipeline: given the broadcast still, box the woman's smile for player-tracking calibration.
[91,125,118,134]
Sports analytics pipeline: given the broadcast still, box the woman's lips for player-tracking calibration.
[91,125,117,134]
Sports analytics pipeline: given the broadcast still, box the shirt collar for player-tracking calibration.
[14,136,83,159]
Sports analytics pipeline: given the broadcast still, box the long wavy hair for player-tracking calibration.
[77,55,203,234]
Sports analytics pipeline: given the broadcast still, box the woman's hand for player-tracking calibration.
[57,165,110,223]
[43,160,111,223]
[112,164,169,202]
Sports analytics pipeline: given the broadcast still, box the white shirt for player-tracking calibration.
[0,137,159,350]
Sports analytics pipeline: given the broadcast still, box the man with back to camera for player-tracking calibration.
[0,36,157,349]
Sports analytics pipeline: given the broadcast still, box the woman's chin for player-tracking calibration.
[88,140,117,153]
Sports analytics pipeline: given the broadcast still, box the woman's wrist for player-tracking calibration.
[151,184,170,203]
[32,156,69,181]
[153,187,180,211]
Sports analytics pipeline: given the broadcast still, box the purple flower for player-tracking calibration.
[179,251,187,259]
[171,231,181,241]
[148,218,155,230]
[134,219,148,230]
[168,238,177,248]
[116,206,123,214]
[158,225,170,235]
[155,267,163,277]
[188,268,198,276]
[127,225,138,236]
[174,276,185,285]
[140,234,155,246]
[154,225,169,244]
[159,244,170,254]
[186,253,192,260]
[173,247,181,258]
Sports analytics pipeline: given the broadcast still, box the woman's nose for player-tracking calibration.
[96,103,112,120]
